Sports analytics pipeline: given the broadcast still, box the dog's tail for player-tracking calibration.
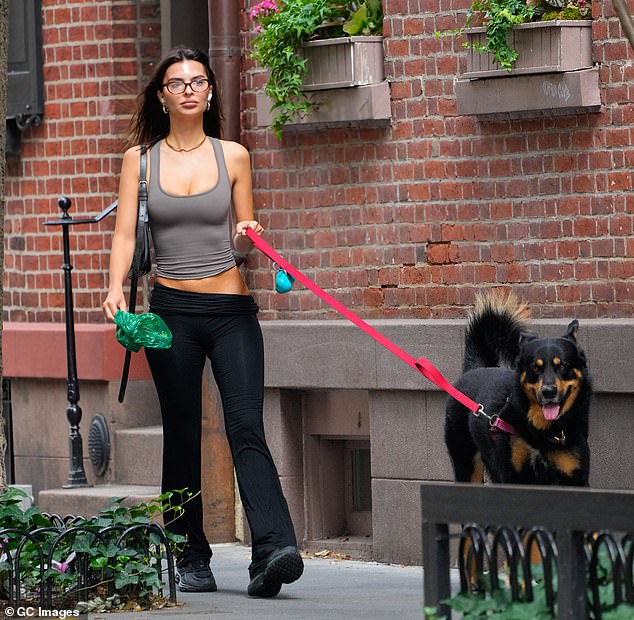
[462,290,530,373]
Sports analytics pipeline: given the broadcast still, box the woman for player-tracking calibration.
[102,47,303,598]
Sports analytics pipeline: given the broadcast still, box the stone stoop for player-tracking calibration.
[37,425,164,519]
[115,425,163,485]
[38,484,162,519]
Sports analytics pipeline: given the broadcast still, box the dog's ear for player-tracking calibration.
[564,319,579,342]
[564,319,587,367]
[515,330,538,369]
[519,330,538,346]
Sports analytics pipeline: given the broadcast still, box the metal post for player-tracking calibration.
[45,196,90,488]
[422,520,451,618]
[556,530,588,619]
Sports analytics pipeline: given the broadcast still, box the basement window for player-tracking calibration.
[351,447,372,513]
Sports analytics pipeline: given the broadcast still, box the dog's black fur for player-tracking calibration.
[445,292,591,486]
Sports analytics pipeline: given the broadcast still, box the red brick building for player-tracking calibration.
[4,1,634,565]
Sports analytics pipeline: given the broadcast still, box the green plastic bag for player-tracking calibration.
[114,310,173,352]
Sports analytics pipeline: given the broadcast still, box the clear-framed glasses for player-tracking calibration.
[162,77,210,95]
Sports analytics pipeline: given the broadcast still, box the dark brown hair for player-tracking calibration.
[127,46,222,148]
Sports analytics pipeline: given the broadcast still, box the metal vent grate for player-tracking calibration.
[88,414,110,477]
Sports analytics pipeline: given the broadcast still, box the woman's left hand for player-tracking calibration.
[236,220,264,236]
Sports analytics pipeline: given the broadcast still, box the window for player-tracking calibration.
[7,0,44,154]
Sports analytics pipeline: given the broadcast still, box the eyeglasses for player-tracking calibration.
[162,78,210,95]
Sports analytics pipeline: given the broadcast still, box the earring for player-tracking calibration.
[206,94,212,111]
[161,100,168,114]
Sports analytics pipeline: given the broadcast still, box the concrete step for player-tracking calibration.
[38,484,161,518]
[115,425,163,485]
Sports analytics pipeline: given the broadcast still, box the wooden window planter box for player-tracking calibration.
[301,36,385,89]
[463,20,593,78]
[455,20,600,117]
[256,36,391,128]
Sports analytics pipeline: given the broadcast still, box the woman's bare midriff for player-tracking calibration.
[156,266,249,295]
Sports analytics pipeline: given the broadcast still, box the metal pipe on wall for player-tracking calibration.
[612,0,634,52]
[208,0,241,141]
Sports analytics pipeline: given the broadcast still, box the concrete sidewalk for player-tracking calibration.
[93,543,426,620]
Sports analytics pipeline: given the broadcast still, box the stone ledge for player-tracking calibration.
[2,322,152,381]
[260,318,634,393]
[38,484,161,518]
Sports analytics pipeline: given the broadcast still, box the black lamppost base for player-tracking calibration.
[62,431,90,488]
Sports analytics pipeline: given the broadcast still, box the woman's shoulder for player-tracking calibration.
[120,143,155,179]
[122,144,146,164]
[217,138,249,161]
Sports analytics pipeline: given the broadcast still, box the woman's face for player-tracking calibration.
[158,59,211,116]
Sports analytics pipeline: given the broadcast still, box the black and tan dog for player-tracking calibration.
[445,291,591,486]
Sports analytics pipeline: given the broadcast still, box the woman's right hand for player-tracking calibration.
[102,288,127,321]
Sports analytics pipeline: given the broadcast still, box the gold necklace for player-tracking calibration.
[164,135,207,153]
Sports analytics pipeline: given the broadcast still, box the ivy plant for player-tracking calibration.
[436,0,592,72]
[453,0,537,71]
[249,0,383,137]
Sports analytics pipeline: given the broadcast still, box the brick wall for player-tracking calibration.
[4,0,160,322]
[4,0,633,324]
[241,0,634,320]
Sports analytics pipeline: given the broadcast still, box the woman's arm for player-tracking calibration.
[224,141,263,254]
[102,146,142,320]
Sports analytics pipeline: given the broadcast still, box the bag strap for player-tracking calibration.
[129,146,148,282]
[118,145,148,403]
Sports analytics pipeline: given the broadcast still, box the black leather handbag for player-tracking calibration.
[118,146,151,403]
[130,146,152,277]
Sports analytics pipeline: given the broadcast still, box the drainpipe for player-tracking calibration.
[208,0,241,141]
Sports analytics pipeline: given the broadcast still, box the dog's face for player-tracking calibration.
[517,320,587,426]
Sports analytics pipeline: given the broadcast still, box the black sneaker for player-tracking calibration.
[247,546,304,598]
[175,559,217,592]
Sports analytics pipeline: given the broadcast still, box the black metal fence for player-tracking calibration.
[421,482,634,619]
[0,514,177,612]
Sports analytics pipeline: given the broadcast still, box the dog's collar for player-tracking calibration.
[486,396,517,440]
[489,415,516,439]
[490,419,567,446]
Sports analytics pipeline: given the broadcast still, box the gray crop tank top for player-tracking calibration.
[147,137,236,279]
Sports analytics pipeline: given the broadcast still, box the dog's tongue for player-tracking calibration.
[543,404,560,420]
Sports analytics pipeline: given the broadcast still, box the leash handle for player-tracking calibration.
[245,228,481,414]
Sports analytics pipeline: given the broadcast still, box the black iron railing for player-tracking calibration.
[421,482,634,619]
[0,514,176,611]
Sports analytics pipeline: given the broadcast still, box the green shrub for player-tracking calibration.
[0,487,190,613]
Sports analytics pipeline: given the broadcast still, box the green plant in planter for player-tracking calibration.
[249,0,383,137]
[437,0,592,72]
[448,0,537,71]
[540,0,592,21]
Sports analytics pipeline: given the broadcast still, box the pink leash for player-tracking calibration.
[246,228,483,415]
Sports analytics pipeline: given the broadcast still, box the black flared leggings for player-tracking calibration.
[145,283,296,566]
